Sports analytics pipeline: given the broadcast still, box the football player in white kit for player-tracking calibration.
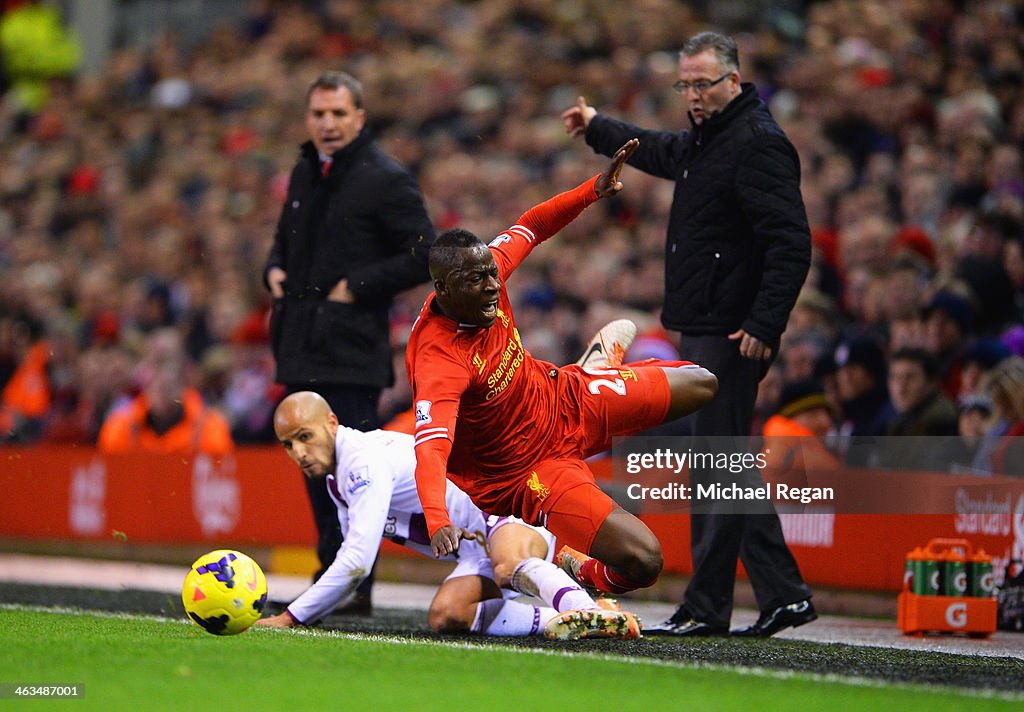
[255,390,641,639]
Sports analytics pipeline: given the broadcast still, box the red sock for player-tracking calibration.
[578,559,649,594]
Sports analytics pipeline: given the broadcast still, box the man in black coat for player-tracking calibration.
[265,71,436,610]
[563,32,815,636]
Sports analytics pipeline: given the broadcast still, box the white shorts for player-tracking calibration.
[443,515,557,585]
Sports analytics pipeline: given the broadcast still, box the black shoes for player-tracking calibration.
[645,599,817,638]
[644,609,729,637]
[731,599,817,637]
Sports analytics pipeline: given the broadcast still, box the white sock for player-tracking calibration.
[509,557,598,612]
[470,598,556,636]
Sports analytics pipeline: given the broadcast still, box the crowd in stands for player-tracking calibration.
[0,0,1021,473]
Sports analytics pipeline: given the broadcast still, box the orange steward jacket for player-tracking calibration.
[97,388,233,456]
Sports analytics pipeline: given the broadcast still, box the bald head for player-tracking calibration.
[274,391,339,478]
[275,391,332,435]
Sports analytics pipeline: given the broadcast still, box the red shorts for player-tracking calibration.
[533,463,616,555]
[453,359,695,544]
[564,359,694,459]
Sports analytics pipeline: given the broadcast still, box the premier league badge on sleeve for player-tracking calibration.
[347,466,371,495]
[415,400,433,425]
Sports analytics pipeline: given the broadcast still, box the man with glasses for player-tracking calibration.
[561,32,815,637]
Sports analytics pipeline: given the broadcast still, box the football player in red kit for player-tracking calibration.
[407,139,718,596]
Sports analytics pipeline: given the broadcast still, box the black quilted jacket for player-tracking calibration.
[585,84,810,350]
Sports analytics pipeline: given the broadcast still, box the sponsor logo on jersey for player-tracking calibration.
[347,466,371,495]
[485,332,525,400]
[415,400,433,425]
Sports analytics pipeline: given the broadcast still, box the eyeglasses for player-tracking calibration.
[672,72,732,95]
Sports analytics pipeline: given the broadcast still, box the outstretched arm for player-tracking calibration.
[519,138,637,234]
[595,138,638,197]
[563,96,682,180]
[256,466,392,627]
[492,140,639,276]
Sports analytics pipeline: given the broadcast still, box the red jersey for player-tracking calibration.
[406,175,600,535]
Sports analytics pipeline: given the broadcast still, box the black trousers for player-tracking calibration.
[287,384,381,593]
[679,334,810,627]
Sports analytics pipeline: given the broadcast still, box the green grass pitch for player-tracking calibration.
[0,607,1018,711]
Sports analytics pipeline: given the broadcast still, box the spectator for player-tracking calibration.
[834,335,892,462]
[959,337,1011,399]
[0,0,80,113]
[761,379,840,477]
[980,356,1024,476]
[0,317,49,442]
[97,329,233,456]
[947,394,995,474]
[879,347,958,471]
[752,363,784,436]
[922,289,973,397]
[779,331,831,384]
[886,348,959,437]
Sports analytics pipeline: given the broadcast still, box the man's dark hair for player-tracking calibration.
[680,31,740,72]
[307,70,364,108]
[890,347,938,381]
[429,228,484,279]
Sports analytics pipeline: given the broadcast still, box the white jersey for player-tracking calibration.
[287,426,552,624]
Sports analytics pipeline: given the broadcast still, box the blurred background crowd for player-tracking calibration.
[0,0,1021,473]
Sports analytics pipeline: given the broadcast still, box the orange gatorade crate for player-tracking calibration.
[898,537,997,637]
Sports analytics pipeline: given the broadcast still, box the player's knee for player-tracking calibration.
[428,600,471,633]
[491,560,517,589]
[628,536,663,586]
[611,531,662,586]
[692,367,718,405]
[665,366,718,419]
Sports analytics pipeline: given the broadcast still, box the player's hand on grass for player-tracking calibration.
[254,611,298,628]
[596,139,639,198]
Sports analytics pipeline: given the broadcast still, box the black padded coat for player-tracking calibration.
[585,84,810,350]
[265,129,435,387]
